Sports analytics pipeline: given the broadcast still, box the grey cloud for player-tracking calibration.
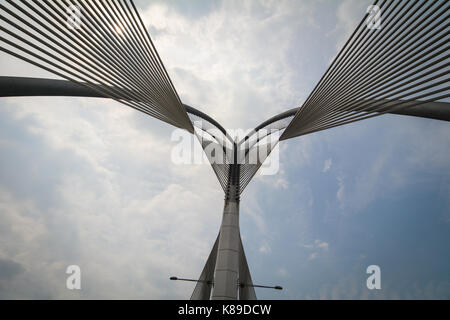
[0,258,25,279]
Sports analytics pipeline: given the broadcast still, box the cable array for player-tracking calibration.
[0,0,193,131]
[1,0,449,196]
[237,110,296,195]
[282,0,449,140]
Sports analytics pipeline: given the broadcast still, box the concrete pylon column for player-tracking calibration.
[211,184,240,300]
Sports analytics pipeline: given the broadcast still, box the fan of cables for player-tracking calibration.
[0,0,193,132]
[282,0,449,140]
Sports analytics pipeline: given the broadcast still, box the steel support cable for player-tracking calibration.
[80,0,176,111]
[0,28,173,127]
[199,151,229,192]
[190,114,232,192]
[240,154,269,182]
[215,166,230,191]
[193,123,230,150]
[239,168,253,182]
[284,0,382,131]
[240,142,276,175]
[298,1,417,129]
[284,0,418,133]
[239,169,261,192]
[195,129,230,166]
[194,128,227,151]
[286,0,448,135]
[239,175,257,194]
[308,22,450,128]
[185,106,234,144]
[90,0,191,128]
[217,166,230,183]
[0,0,192,131]
[302,90,450,136]
[218,165,230,179]
[239,140,280,194]
[240,120,291,156]
[282,0,449,139]
[236,111,295,194]
[214,163,229,179]
[120,0,183,110]
[203,149,230,190]
[239,164,256,181]
[298,0,400,128]
[6,0,176,124]
[30,0,167,109]
[300,0,447,131]
[108,0,177,109]
[240,133,279,170]
[239,142,278,194]
[238,111,296,159]
[191,120,229,146]
[305,96,450,138]
[0,37,178,126]
[0,2,172,124]
[310,0,445,112]
[240,120,292,160]
[191,122,233,162]
[238,112,295,153]
[240,128,276,154]
[15,3,172,116]
[291,0,410,130]
[240,158,258,174]
[42,0,169,108]
[241,102,448,190]
[306,70,449,135]
[306,60,449,133]
[307,43,449,132]
[299,95,450,137]
[196,133,226,162]
[240,169,260,191]
[74,0,179,119]
[220,167,231,187]
[302,1,400,123]
[304,38,449,131]
[129,0,190,126]
[240,129,284,165]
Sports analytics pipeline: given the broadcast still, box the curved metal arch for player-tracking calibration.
[2,76,448,138]
[183,104,233,145]
[0,76,233,142]
[238,108,297,146]
[280,100,450,141]
[0,76,235,192]
[238,99,450,145]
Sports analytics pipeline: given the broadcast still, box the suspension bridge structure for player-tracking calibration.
[0,0,449,299]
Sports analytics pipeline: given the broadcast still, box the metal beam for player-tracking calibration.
[2,76,448,139]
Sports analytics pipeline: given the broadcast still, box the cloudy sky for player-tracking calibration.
[0,0,449,299]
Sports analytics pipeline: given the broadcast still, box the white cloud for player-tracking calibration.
[2,0,448,300]
[0,95,223,298]
[302,239,329,262]
[308,252,318,261]
[322,158,332,172]
[315,240,329,251]
[141,0,318,130]
[259,245,271,255]
[336,176,345,204]
[334,0,371,48]
[277,267,288,277]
